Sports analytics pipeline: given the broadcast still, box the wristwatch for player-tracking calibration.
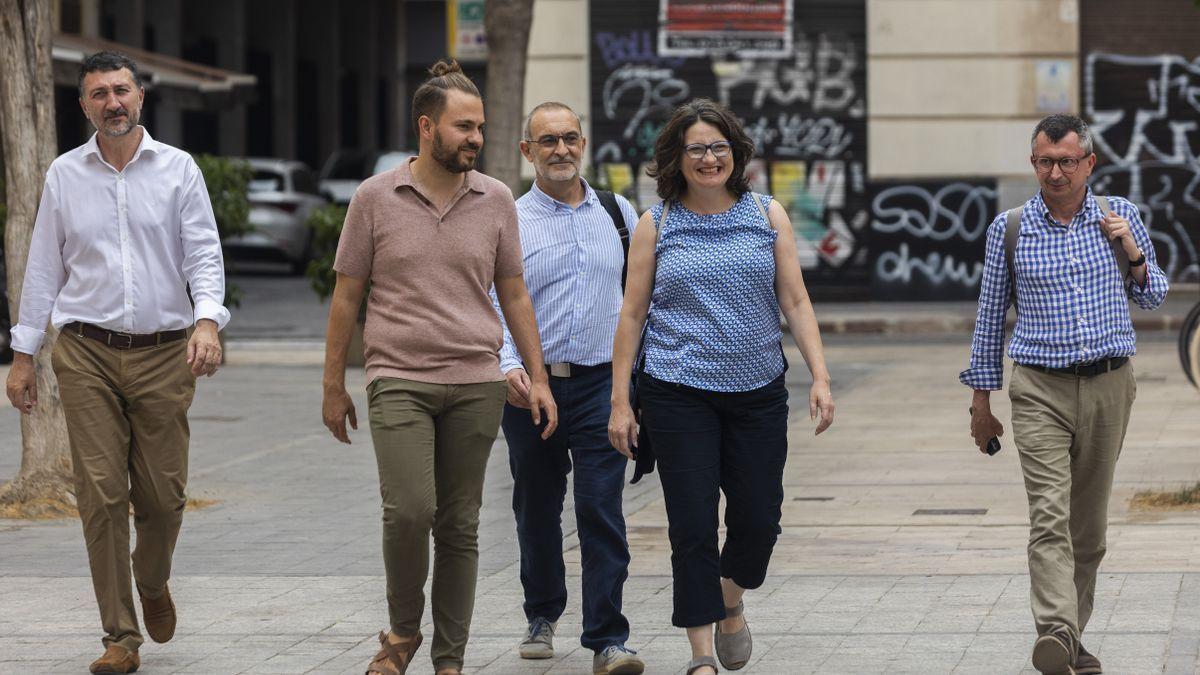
[1129,250,1147,267]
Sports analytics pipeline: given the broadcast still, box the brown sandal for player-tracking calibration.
[365,630,422,675]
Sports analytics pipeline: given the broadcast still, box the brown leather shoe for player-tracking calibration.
[89,645,140,674]
[140,584,177,643]
[1075,644,1102,674]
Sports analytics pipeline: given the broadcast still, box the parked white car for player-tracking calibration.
[224,158,328,274]
[318,150,415,205]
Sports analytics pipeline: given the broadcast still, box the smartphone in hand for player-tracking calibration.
[968,407,1002,456]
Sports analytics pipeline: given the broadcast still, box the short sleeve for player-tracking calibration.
[333,189,373,279]
[494,196,524,279]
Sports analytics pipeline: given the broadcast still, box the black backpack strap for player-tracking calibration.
[595,189,630,291]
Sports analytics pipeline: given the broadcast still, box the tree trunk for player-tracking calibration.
[0,0,75,518]
[483,0,534,195]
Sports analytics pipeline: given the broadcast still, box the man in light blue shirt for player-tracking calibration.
[497,102,644,675]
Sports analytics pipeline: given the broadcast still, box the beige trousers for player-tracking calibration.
[367,376,507,672]
[1009,361,1135,654]
[51,331,195,652]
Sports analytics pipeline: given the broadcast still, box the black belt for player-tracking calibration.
[546,362,611,378]
[65,322,188,350]
[1019,356,1128,378]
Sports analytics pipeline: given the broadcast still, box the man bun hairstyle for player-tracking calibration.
[78,50,142,95]
[411,59,481,136]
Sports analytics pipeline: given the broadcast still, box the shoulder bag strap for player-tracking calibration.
[1095,196,1130,278]
[1004,208,1022,309]
[595,189,630,292]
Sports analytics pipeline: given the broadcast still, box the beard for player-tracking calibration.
[538,158,580,183]
[93,107,139,137]
[432,130,480,174]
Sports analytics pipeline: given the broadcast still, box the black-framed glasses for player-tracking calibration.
[527,133,582,149]
[1033,155,1087,174]
[685,141,732,160]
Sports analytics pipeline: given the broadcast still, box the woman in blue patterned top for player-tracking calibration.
[607,99,835,675]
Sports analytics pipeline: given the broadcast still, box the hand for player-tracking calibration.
[810,380,835,435]
[5,353,37,414]
[186,319,222,377]
[969,404,1005,454]
[1100,213,1140,257]
[504,368,531,408]
[526,379,558,439]
[322,384,358,444]
[607,401,638,459]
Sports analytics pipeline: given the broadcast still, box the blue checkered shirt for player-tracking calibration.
[960,189,1169,391]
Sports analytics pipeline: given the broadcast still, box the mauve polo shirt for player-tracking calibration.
[334,157,524,385]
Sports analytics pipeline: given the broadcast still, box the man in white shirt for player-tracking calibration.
[5,51,227,675]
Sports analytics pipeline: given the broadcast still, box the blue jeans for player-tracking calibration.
[638,372,789,628]
[502,365,631,652]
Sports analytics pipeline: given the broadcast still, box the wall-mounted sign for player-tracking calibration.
[448,0,487,63]
[1035,59,1072,113]
[658,0,793,58]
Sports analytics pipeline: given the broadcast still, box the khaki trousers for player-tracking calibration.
[1009,361,1135,654]
[367,377,506,672]
[51,331,196,652]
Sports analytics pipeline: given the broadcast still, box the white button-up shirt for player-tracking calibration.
[11,128,230,354]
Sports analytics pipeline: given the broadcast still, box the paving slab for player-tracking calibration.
[1,334,1198,673]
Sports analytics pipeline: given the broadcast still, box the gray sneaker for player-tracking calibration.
[518,617,555,659]
[593,644,645,675]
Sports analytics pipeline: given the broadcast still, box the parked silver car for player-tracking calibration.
[224,158,328,274]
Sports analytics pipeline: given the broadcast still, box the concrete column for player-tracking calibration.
[111,0,145,48]
[145,0,183,146]
[298,0,340,165]
[79,0,101,36]
[215,0,247,157]
[381,0,407,151]
[271,3,297,159]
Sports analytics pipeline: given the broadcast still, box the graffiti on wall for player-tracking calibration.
[590,0,868,292]
[1085,52,1200,283]
[868,181,998,300]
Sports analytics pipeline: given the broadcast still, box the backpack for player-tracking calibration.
[1003,195,1129,308]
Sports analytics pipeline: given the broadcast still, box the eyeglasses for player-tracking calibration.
[684,141,732,160]
[527,133,582,149]
[1033,155,1087,174]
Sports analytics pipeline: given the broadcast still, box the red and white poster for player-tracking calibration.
[658,0,793,57]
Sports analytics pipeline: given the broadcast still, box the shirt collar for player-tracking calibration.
[1032,186,1098,223]
[393,156,485,195]
[528,176,597,211]
[80,126,161,164]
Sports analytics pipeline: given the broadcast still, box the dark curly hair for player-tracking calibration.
[645,98,755,202]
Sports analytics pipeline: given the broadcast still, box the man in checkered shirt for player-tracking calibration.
[961,113,1168,675]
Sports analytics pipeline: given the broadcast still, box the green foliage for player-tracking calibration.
[304,204,349,302]
[192,154,251,308]
[193,154,253,241]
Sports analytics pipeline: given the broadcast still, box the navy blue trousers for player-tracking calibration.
[502,366,631,652]
[638,372,789,628]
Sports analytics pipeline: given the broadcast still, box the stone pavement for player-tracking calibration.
[1,334,1199,674]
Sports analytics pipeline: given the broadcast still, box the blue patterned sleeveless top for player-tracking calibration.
[643,191,785,392]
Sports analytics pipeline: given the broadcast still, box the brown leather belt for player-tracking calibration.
[65,321,188,350]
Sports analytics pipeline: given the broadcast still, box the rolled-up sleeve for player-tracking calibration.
[179,160,230,329]
[959,215,1011,391]
[1119,200,1169,309]
[11,176,67,355]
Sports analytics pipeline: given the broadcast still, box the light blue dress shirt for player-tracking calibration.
[497,179,639,374]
